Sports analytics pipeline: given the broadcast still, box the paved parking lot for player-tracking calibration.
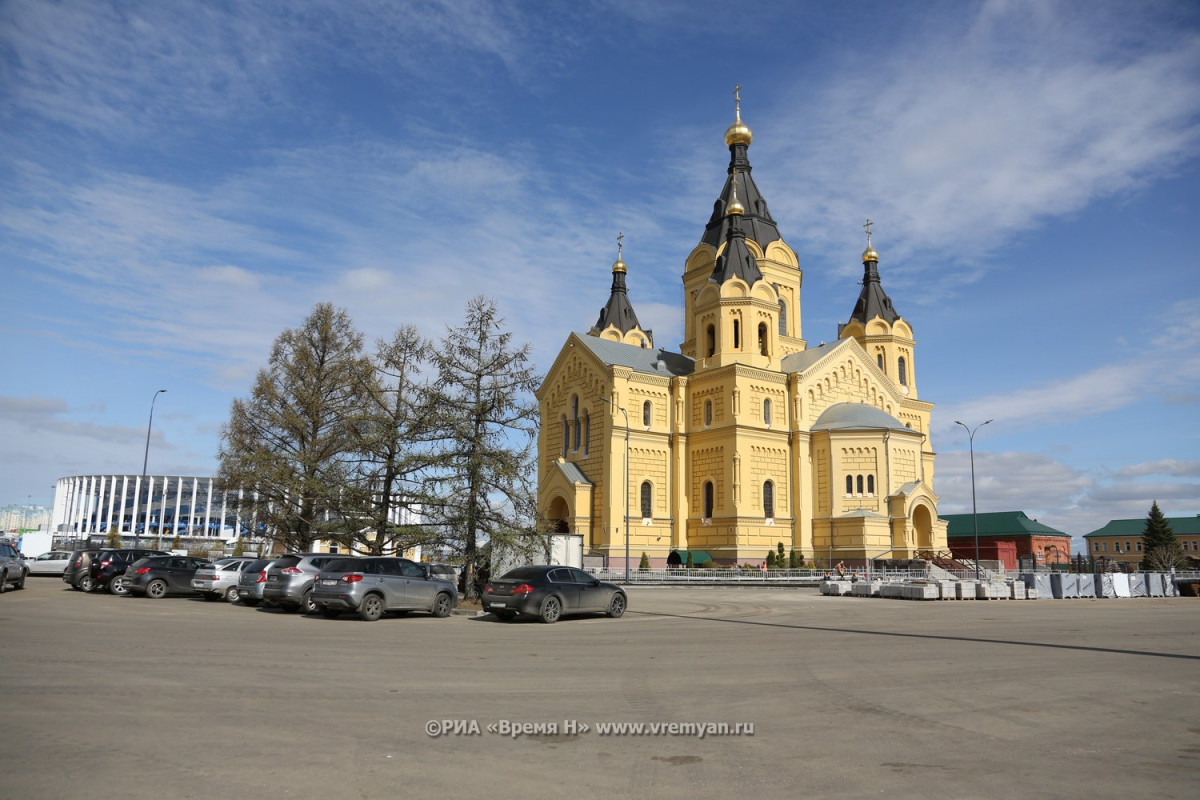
[2,577,1198,798]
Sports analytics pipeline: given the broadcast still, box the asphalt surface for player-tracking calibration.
[2,577,1198,798]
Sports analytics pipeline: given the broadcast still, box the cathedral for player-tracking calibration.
[536,95,948,569]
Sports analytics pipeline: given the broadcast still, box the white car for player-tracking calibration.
[25,550,73,576]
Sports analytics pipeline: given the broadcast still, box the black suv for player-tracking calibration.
[63,549,100,591]
[89,549,168,595]
[124,555,211,598]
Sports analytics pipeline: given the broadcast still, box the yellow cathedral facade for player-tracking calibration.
[536,96,949,569]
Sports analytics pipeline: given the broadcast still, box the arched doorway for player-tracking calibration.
[912,504,933,550]
[547,496,571,533]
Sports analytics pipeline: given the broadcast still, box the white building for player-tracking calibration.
[52,474,244,543]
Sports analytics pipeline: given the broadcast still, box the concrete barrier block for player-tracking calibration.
[976,582,996,600]
[956,582,975,600]
[1025,586,1039,600]
[938,580,957,599]
[1010,581,1026,599]
[880,583,904,599]
[908,582,938,600]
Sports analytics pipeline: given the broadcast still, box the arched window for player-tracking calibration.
[877,354,884,370]
[642,400,652,428]
[763,398,772,426]
[778,298,787,336]
[706,325,716,357]
[704,481,714,518]
[582,411,590,455]
[845,475,853,495]
[856,474,864,494]
[758,322,768,356]
[733,319,740,349]
[763,480,774,519]
[572,396,581,451]
[704,400,712,427]
[640,481,652,519]
[867,474,875,495]
[561,418,569,458]
[898,357,908,386]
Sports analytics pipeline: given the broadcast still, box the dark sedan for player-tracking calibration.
[124,556,212,598]
[482,565,626,623]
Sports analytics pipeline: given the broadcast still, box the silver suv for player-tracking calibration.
[0,542,28,592]
[262,553,350,614]
[234,558,276,607]
[191,556,259,602]
[312,557,457,621]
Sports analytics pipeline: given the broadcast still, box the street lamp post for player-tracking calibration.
[137,389,167,547]
[954,419,992,580]
[600,397,631,581]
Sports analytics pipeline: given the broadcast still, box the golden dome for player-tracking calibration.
[862,246,878,262]
[724,84,753,146]
[724,118,752,147]
[612,255,626,273]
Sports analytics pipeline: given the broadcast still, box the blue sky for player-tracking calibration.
[2,0,1198,547]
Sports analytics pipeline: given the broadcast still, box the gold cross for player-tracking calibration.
[616,231,624,258]
[863,219,873,247]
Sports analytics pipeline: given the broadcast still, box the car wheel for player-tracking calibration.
[15,570,26,590]
[494,610,516,621]
[359,593,384,622]
[110,576,130,596]
[300,591,317,615]
[241,598,260,607]
[432,592,453,618]
[224,586,240,603]
[606,592,627,618]
[320,606,341,619]
[78,575,95,592]
[0,572,7,593]
[539,595,562,624]
[146,579,167,599]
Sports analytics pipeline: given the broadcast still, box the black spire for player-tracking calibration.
[847,223,901,325]
[700,144,782,251]
[709,176,763,285]
[590,235,651,342]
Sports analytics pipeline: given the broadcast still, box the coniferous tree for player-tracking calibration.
[218,303,369,553]
[430,297,539,598]
[1142,501,1184,570]
[338,325,444,555]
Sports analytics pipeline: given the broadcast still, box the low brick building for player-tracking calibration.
[943,511,1072,571]
[1083,515,1200,567]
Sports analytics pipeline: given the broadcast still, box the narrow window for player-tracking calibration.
[704,400,712,427]
[706,325,716,357]
[763,398,772,426]
[1137,541,1143,552]
[582,411,590,455]
[758,322,768,356]
[733,319,740,349]
[640,481,652,519]
[561,418,569,458]
[642,400,652,428]
[867,475,875,495]
[1102,542,1108,552]
[763,481,774,519]
[898,357,908,386]
[1093,543,1100,553]
[845,475,853,495]
[856,475,864,494]
[778,298,787,336]
[571,396,580,451]
[704,481,714,518]
[877,354,884,370]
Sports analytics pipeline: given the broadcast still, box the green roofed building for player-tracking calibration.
[1083,516,1200,567]
[942,511,1071,570]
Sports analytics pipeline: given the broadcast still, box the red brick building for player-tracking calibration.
[943,511,1071,571]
